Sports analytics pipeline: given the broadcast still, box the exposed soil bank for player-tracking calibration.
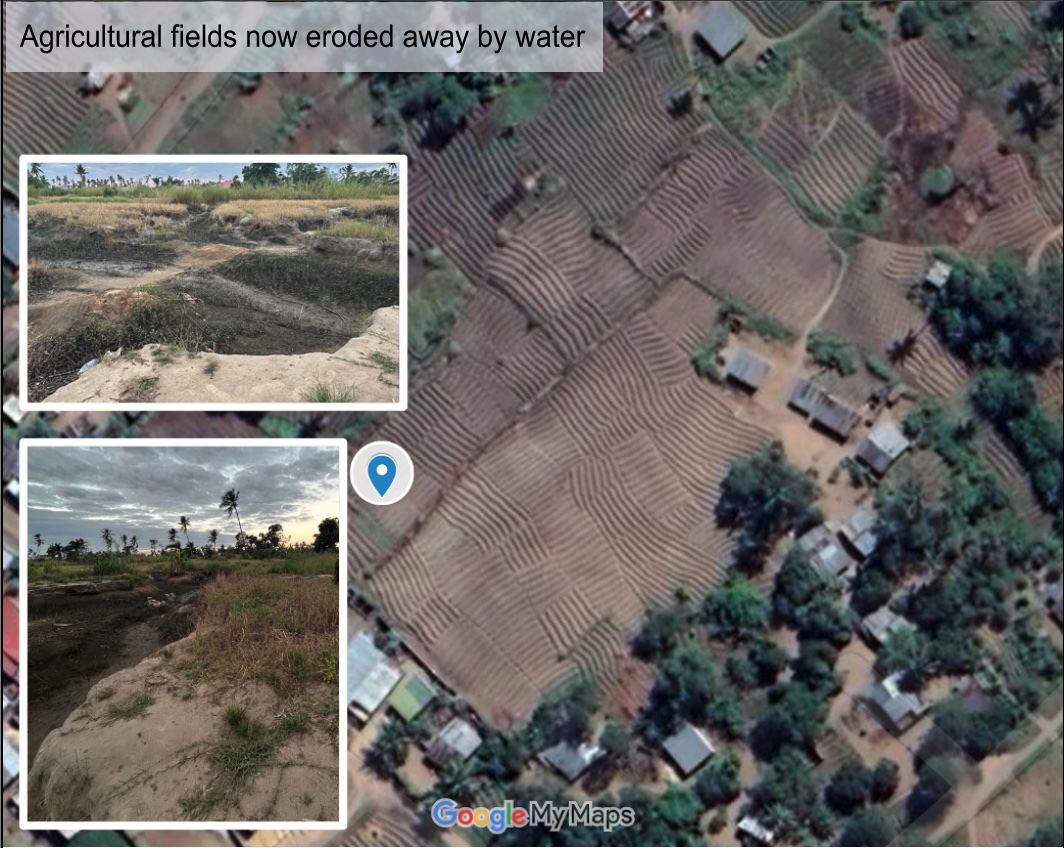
[43,305,401,404]
[26,575,204,766]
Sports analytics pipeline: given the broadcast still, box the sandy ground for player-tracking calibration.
[28,633,340,824]
[43,305,401,404]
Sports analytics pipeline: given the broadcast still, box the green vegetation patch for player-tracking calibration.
[699,48,798,141]
[408,246,473,363]
[216,251,398,313]
[806,329,861,375]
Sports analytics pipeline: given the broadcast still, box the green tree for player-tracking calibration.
[240,163,281,185]
[703,576,766,641]
[869,757,901,802]
[179,515,191,546]
[632,601,691,660]
[75,163,87,186]
[839,807,897,846]
[219,488,244,538]
[824,760,871,815]
[313,517,340,552]
[101,527,114,552]
[716,443,819,570]
[693,750,742,808]
[749,681,827,760]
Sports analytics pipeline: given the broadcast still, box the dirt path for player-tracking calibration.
[1026,223,1063,273]
[126,73,222,154]
[931,707,1064,844]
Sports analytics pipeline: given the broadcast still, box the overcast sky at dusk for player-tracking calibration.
[26,444,340,550]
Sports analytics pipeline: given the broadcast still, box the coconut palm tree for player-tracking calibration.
[208,528,219,550]
[120,533,128,554]
[179,515,191,546]
[30,163,44,180]
[101,527,114,552]
[75,164,87,186]
[1006,77,1061,141]
[219,488,244,538]
[167,527,178,548]
[149,539,157,555]
[130,535,138,554]
[33,533,43,556]
[340,164,357,183]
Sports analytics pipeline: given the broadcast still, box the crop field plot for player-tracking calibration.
[366,306,771,724]
[796,7,893,113]
[733,0,824,38]
[22,160,403,406]
[819,239,969,399]
[617,128,838,329]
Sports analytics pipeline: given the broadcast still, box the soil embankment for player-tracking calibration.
[26,576,204,765]
[43,304,400,404]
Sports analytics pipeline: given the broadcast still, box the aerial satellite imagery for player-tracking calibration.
[1,1,1062,847]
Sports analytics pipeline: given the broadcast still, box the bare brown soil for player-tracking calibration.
[26,576,204,765]
[25,204,400,402]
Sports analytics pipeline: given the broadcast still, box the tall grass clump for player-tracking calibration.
[187,573,338,697]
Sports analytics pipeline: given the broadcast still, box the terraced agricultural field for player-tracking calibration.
[733,0,823,38]
[793,104,884,214]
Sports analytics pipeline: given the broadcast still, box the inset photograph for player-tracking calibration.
[20,155,406,410]
[19,439,347,829]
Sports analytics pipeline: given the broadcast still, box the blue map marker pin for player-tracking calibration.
[368,454,397,497]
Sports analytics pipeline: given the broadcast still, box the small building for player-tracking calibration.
[427,717,483,766]
[856,420,910,476]
[347,632,401,722]
[2,595,18,683]
[605,0,654,33]
[2,734,16,791]
[737,815,775,846]
[1045,581,1063,627]
[725,349,770,392]
[2,396,23,426]
[839,508,878,559]
[924,260,953,290]
[538,740,605,783]
[809,394,862,442]
[860,606,912,647]
[789,378,825,416]
[388,671,437,722]
[863,673,928,735]
[797,525,855,582]
[695,2,747,62]
[662,723,715,777]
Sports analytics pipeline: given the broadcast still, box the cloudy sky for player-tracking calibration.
[26,444,340,550]
[34,161,392,184]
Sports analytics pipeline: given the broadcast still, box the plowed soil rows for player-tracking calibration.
[617,129,837,328]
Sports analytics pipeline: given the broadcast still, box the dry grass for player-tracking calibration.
[28,201,189,234]
[183,573,338,698]
[211,197,399,224]
[318,215,398,241]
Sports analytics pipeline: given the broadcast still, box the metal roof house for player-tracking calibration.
[663,723,716,776]
[347,632,401,722]
[725,349,770,392]
[388,671,437,722]
[856,420,911,476]
[605,0,654,33]
[789,378,825,415]
[810,394,862,441]
[860,606,912,647]
[2,734,16,791]
[925,260,953,290]
[538,740,605,783]
[797,525,855,582]
[840,508,878,559]
[863,673,928,734]
[738,816,775,846]
[695,2,747,62]
[427,717,483,766]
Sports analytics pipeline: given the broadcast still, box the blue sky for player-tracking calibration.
[34,162,390,184]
